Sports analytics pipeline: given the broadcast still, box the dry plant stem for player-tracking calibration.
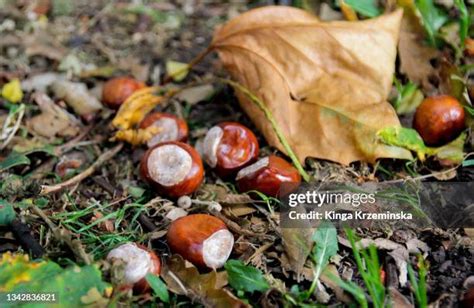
[218,78,311,182]
[40,143,124,195]
[0,104,25,150]
[383,164,460,184]
[211,210,269,239]
[246,242,273,265]
[31,205,92,264]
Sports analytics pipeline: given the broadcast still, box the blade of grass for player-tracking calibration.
[218,78,310,182]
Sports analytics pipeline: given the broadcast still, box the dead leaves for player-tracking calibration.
[211,6,412,165]
[111,86,164,145]
[161,255,248,308]
[397,2,440,93]
[281,227,314,277]
[28,92,80,138]
[112,87,162,130]
[50,80,103,117]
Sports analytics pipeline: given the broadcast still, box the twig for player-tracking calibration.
[163,47,212,83]
[211,210,270,239]
[40,143,124,195]
[0,104,25,150]
[382,165,459,184]
[30,205,92,264]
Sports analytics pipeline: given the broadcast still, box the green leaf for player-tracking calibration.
[414,0,449,47]
[463,159,474,167]
[327,272,368,308]
[145,274,169,303]
[433,132,466,164]
[311,221,338,281]
[0,199,16,226]
[0,253,110,307]
[392,80,424,115]
[464,105,474,116]
[0,146,56,172]
[454,0,469,48]
[377,127,429,160]
[0,154,31,172]
[128,186,145,199]
[225,259,270,293]
[377,127,466,163]
[343,0,382,18]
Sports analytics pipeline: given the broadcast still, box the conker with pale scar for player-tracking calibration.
[166,214,234,269]
[106,242,161,294]
[139,112,189,147]
[102,76,145,109]
[236,155,301,197]
[140,141,204,198]
[413,95,465,146]
[202,122,259,178]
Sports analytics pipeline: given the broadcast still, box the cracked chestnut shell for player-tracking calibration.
[140,141,204,198]
[102,77,145,109]
[139,112,189,148]
[202,122,259,178]
[106,242,161,294]
[167,214,234,269]
[236,155,301,197]
[413,95,465,146]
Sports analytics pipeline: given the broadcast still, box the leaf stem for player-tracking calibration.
[218,78,310,182]
[163,47,213,83]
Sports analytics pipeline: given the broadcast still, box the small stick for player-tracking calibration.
[40,143,124,195]
[31,205,92,264]
[211,210,270,239]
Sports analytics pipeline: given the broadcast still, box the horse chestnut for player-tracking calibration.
[236,155,301,197]
[106,242,161,294]
[167,214,234,269]
[140,141,204,198]
[413,95,465,146]
[139,112,188,148]
[102,77,145,109]
[202,122,259,178]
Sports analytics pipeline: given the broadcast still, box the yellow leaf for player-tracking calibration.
[340,1,359,21]
[112,87,162,130]
[2,79,23,103]
[113,126,160,146]
[211,6,412,165]
[166,60,189,82]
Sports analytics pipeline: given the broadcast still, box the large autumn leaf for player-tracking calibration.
[211,6,412,165]
[0,253,111,307]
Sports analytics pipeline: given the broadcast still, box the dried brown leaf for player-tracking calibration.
[28,92,80,138]
[321,265,352,304]
[397,3,439,92]
[281,227,313,277]
[51,80,103,117]
[211,6,412,165]
[388,287,414,308]
[162,255,248,308]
